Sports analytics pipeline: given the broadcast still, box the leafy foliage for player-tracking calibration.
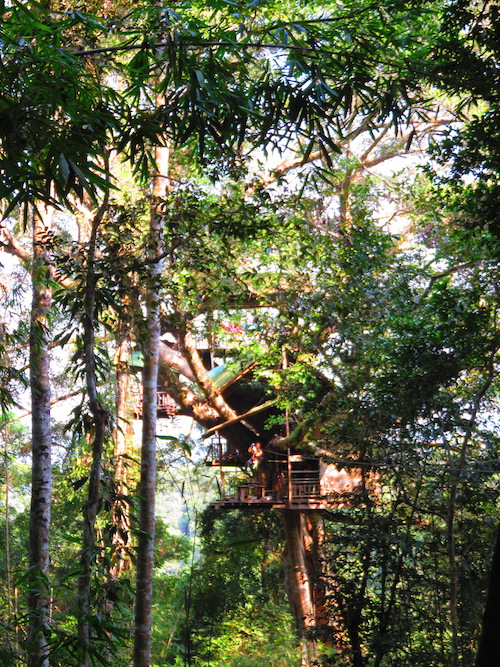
[0,0,445,210]
[1,0,499,665]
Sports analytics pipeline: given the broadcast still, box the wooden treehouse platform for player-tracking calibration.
[134,390,180,419]
[208,446,371,512]
[210,481,336,511]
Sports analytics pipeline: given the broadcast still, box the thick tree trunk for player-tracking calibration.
[133,142,169,667]
[158,343,195,381]
[77,420,107,667]
[281,510,318,667]
[181,329,243,423]
[157,355,220,425]
[27,209,53,667]
[303,514,333,649]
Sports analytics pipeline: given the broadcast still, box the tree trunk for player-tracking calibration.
[4,425,12,622]
[476,526,500,667]
[77,419,107,667]
[181,329,244,424]
[77,200,109,667]
[27,208,53,667]
[111,332,136,577]
[281,510,318,667]
[303,514,333,649]
[157,354,220,425]
[133,142,169,667]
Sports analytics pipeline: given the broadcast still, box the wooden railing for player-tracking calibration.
[234,478,321,503]
[290,480,320,499]
[237,483,266,501]
[134,390,179,418]
[156,391,179,416]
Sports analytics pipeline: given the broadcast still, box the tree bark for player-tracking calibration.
[111,332,135,577]
[77,200,110,667]
[281,510,318,667]
[180,328,244,423]
[133,141,169,667]
[158,343,195,381]
[157,355,220,425]
[303,514,332,650]
[27,208,53,667]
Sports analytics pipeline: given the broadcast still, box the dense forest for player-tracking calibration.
[0,0,499,665]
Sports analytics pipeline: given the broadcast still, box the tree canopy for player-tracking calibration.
[0,1,499,666]
[0,0,445,210]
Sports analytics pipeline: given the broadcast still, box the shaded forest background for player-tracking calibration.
[0,0,499,665]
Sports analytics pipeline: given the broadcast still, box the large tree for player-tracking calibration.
[5,0,492,665]
[27,205,54,667]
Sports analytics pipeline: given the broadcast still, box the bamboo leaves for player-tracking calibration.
[0,0,444,209]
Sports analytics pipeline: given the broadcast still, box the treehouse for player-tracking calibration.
[202,359,374,511]
[206,438,371,511]
[133,345,375,510]
[132,387,180,419]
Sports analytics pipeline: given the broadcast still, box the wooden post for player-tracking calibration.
[287,449,293,504]
[282,346,290,437]
[218,437,226,496]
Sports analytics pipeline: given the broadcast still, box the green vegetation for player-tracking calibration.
[0,0,499,665]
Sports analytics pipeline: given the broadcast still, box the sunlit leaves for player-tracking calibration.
[0,0,445,210]
[0,6,119,213]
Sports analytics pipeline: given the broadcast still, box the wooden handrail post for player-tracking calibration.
[287,448,292,503]
[219,437,225,496]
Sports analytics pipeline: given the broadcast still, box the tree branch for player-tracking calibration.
[157,355,221,426]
